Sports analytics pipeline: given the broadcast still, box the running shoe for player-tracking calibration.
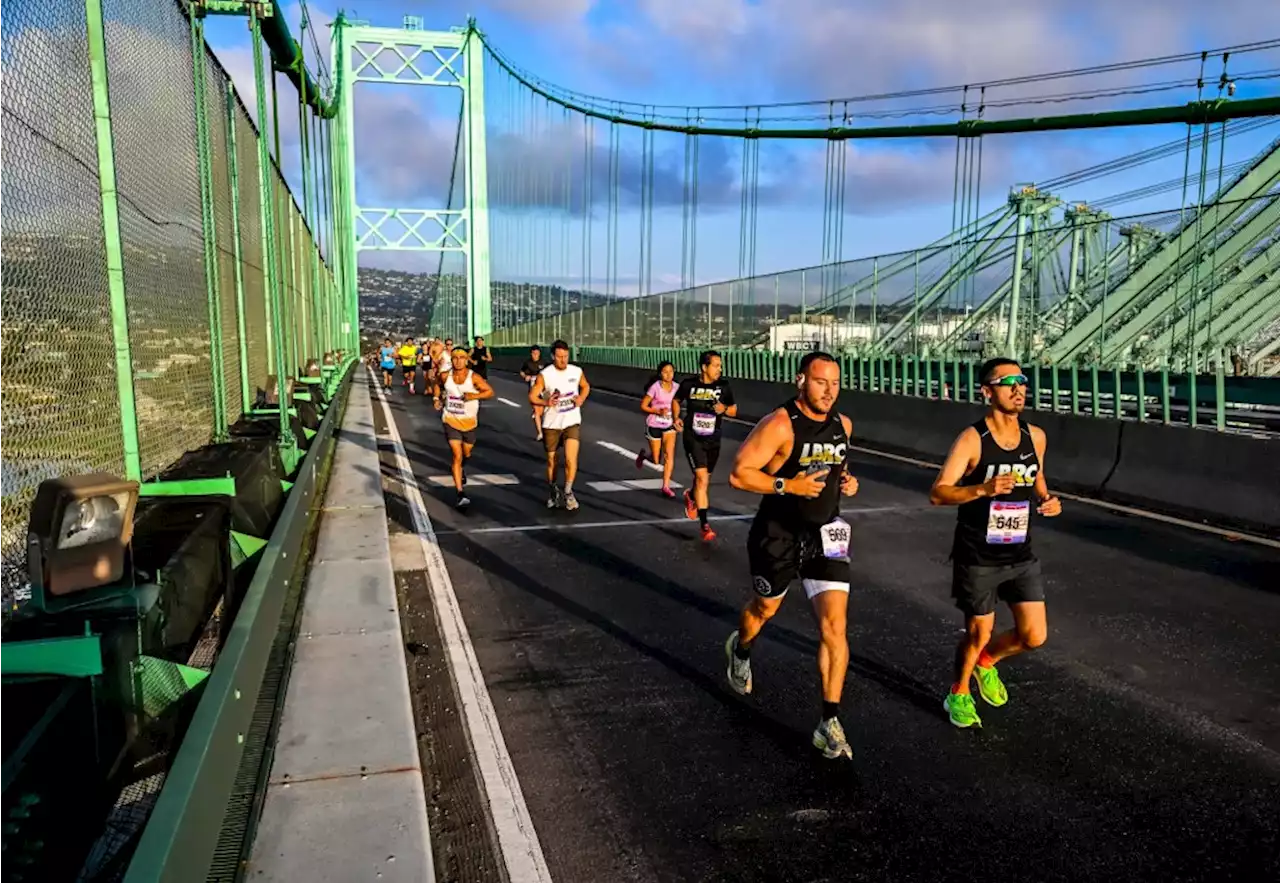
[564,490,580,511]
[973,664,1008,707]
[943,692,982,728]
[455,494,470,509]
[546,486,562,509]
[635,451,646,470]
[700,524,717,543]
[813,717,853,760]
[683,489,697,520]
[724,630,752,695]
[661,486,675,499]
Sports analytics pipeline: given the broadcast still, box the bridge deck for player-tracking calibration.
[344,369,1276,882]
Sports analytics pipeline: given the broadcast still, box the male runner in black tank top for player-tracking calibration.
[726,351,860,760]
[930,357,1062,729]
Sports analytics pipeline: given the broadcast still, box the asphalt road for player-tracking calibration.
[376,368,1280,883]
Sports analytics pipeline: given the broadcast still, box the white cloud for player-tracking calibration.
[483,0,596,23]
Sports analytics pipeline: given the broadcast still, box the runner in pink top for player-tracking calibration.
[636,361,678,497]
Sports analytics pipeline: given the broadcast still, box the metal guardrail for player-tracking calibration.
[122,361,356,883]
[499,345,1279,434]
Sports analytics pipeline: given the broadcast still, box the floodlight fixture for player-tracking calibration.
[26,473,139,600]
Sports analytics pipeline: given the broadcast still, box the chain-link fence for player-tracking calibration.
[1,0,344,610]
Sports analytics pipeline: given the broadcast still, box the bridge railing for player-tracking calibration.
[494,345,1278,433]
[1,0,347,607]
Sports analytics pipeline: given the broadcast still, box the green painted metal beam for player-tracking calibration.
[871,213,1020,354]
[1099,196,1280,362]
[1049,141,1280,361]
[191,14,229,441]
[230,530,268,568]
[2,635,104,678]
[1141,241,1280,358]
[196,1,338,119]
[86,0,142,482]
[464,23,492,338]
[137,477,236,498]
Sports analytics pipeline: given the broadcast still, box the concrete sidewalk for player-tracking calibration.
[249,378,434,882]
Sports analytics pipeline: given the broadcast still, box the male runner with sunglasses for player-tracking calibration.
[930,358,1062,729]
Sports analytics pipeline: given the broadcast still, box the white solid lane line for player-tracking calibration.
[371,374,554,883]
[498,397,523,408]
[427,474,520,487]
[587,478,682,492]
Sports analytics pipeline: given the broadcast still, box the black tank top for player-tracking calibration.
[758,400,847,527]
[952,417,1040,566]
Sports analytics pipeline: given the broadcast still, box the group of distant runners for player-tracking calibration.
[370,338,1061,759]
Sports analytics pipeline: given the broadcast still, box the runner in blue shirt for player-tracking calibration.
[378,338,396,389]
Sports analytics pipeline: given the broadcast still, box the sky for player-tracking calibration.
[201,0,1280,296]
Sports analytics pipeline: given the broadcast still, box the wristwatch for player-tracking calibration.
[773,477,786,495]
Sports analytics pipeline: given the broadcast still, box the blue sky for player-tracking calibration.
[203,1,1280,296]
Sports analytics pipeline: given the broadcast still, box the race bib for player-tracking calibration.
[556,395,577,413]
[651,412,672,428]
[986,500,1030,544]
[445,395,467,416]
[819,518,851,561]
[692,412,717,436]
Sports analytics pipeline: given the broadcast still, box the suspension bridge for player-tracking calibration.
[2,2,1279,882]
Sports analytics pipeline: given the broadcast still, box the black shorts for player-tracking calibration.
[402,364,417,374]
[443,423,476,445]
[683,436,721,473]
[951,558,1044,617]
[646,424,675,440]
[747,517,850,601]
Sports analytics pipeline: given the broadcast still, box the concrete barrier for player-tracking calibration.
[1106,421,1280,533]
[494,357,1278,534]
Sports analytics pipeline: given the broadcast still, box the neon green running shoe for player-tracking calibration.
[943,692,982,728]
[974,664,1008,707]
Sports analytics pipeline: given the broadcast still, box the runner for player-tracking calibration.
[398,337,419,393]
[636,360,677,498]
[520,345,546,441]
[378,338,396,389]
[528,340,589,511]
[469,335,493,379]
[424,338,446,400]
[725,351,859,759]
[929,357,1060,728]
[434,346,494,509]
[672,351,737,542]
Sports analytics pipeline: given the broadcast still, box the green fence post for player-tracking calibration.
[250,9,297,465]
[1215,348,1226,432]
[1136,367,1146,422]
[191,12,228,441]
[1161,367,1171,424]
[1112,366,1122,419]
[86,0,142,481]
[224,81,252,413]
[1188,369,1198,429]
[1070,364,1080,414]
[1090,364,1100,418]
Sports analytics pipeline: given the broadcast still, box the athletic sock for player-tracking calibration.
[733,637,752,660]
[565,480,574,494]
[977,650,997,669]
[822,700,839,722]
[698,508,708,528]
[951,681,967,695]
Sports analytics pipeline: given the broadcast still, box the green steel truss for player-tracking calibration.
[332,17,491,338]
